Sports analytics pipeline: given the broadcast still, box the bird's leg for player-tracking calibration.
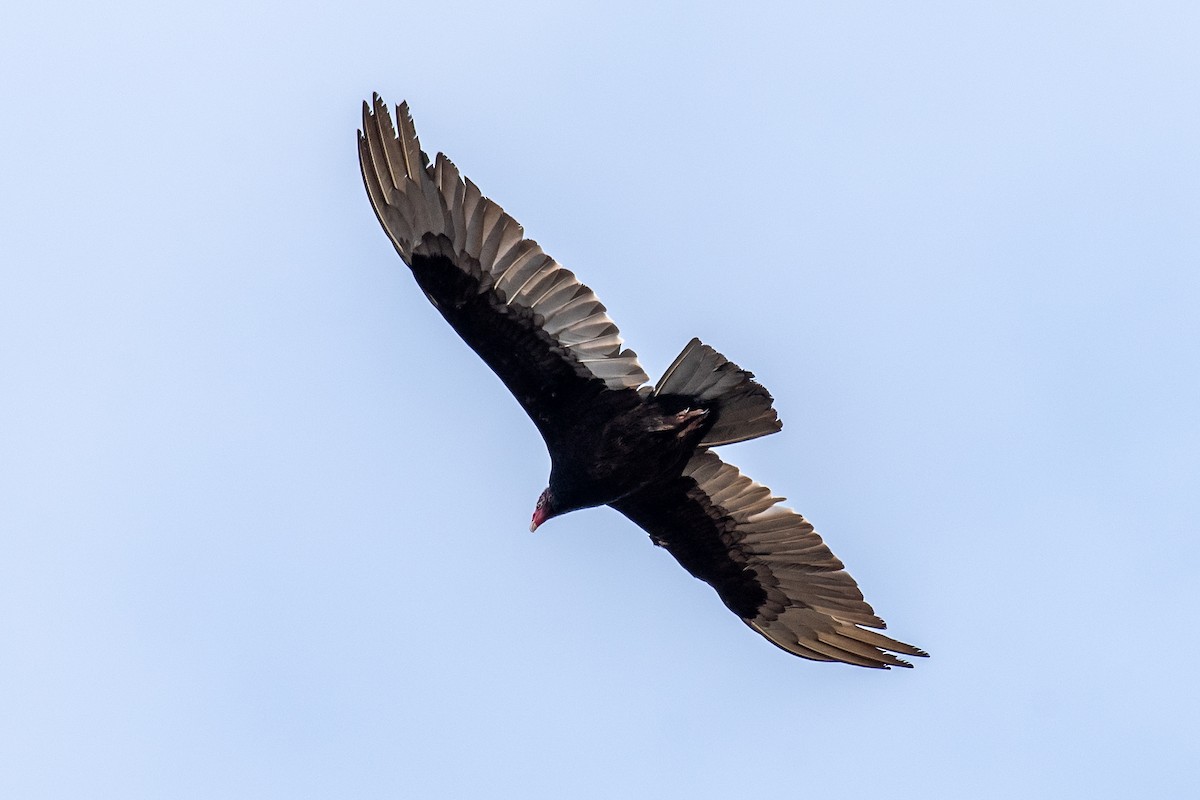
[648,407,709,438]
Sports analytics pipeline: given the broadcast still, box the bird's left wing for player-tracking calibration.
[359,95,648,437]
[611,451,927,668]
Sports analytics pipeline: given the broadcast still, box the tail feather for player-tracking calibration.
[654,338,782,446]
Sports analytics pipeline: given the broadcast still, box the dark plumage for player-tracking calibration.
[359,95,926,668]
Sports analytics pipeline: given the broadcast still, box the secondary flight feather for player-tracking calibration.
[358,94,926,668]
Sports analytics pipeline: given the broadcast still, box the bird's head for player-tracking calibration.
[529,488,559,532]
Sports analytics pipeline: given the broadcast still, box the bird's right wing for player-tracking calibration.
[359,95,649,437]
[611,450,926,668]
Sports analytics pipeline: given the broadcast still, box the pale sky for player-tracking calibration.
[2,2,1198,797]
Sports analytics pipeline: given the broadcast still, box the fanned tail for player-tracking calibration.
[654,338,781,446]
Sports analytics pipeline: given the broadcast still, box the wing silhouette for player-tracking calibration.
[613,451,927,668]
[358,95,648,438]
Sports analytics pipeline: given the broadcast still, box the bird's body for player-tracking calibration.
[411,240,709,514]
[359,95,926,668]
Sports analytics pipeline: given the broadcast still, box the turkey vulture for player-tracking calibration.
[358,94,926,668]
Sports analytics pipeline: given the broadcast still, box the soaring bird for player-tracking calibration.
[358,95,925,668]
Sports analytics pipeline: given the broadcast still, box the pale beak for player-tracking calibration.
[530,505,550,532]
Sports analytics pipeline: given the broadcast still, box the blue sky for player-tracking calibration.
[2,2,1198,797]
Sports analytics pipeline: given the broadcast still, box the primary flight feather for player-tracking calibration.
[358,94,926,668]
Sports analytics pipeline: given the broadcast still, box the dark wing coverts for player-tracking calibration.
[614,451,927,668]
[358,96,648,435]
